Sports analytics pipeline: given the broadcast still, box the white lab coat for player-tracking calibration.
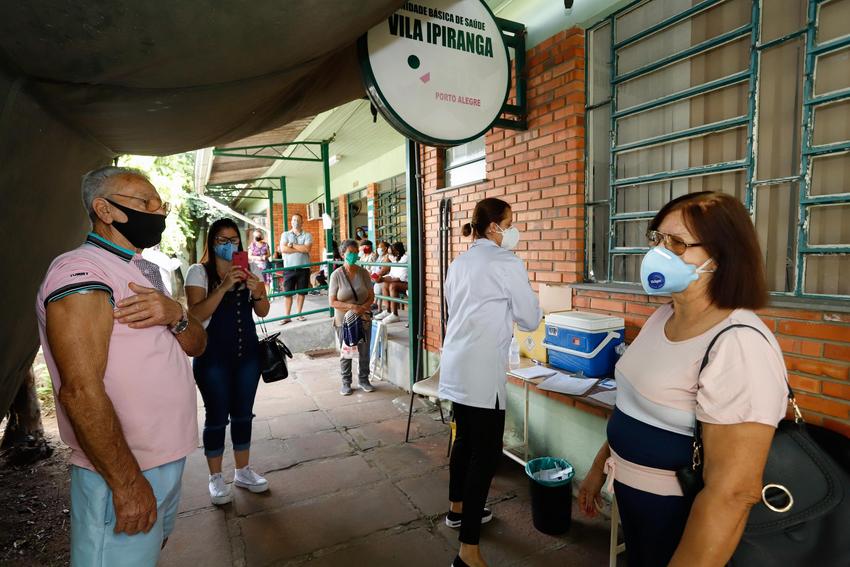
[438,238,542,410]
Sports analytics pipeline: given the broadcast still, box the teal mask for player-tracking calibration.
[345,252,359,265]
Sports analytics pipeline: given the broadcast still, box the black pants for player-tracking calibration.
[449,401,506,545]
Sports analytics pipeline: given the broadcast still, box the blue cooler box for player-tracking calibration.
[543,312,624,377]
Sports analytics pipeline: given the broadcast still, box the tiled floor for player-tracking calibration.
[159,353,618,566]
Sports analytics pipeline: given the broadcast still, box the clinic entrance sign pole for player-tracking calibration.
[357,0,511,146]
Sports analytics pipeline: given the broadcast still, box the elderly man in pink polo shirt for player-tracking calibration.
[35,166,206,566]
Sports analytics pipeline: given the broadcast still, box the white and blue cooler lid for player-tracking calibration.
[545,311,624,332]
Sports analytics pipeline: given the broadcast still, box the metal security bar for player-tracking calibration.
[586,0,849,300]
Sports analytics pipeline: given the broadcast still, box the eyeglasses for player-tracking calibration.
[214,237,241,246]
[646,230,703,256]
[110,193,171,214]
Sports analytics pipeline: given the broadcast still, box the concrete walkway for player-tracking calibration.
[159,352,617,567]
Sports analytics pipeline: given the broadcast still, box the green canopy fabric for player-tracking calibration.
[0,1,403,415]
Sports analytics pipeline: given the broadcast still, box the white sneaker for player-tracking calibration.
[234,465,269,493]
[374,311,391,321]
[382,313,400,324]
[209,473,233,505]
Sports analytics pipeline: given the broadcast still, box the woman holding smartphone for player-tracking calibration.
[185,218,271,506]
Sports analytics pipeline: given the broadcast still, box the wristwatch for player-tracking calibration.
[170,304,190,335]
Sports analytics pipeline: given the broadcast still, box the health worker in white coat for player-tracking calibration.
[438,197,542,567]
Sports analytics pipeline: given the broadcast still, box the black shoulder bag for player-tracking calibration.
[678,324,850,566]
[257,318,293,383]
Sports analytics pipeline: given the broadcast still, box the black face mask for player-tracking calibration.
[106,199,167,249]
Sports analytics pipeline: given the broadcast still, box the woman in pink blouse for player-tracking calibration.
[578,192,789,567]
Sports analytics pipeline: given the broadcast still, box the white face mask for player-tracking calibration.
[495,224,520,250]
[291,218,301,229]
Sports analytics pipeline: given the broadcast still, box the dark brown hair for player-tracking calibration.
[650,192,767,309]
[462,198,511,238]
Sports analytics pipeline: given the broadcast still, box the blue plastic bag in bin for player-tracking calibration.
[525,457,574,487]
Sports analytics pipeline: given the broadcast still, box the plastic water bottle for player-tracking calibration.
[510,336,521,369]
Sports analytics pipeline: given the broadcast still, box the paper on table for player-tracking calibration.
[588,389,618,406]
[537,373,597,396]
[510,365,558,380]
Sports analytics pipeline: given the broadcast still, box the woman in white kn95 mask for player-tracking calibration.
[578,192,790,567]
[438,197,542,567]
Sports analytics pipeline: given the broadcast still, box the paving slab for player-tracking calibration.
[239,481,419,565]
[394,467,451,517]
[347,414,449,451]
[253,393,318,418]
[365,436,449,480]
[311,385,398,410]
[232,454,385,517]
[282,429,354,463]
[326,398,406,428]
[305,527,455,567]
[159,508,231,567]
[267,410,335,439]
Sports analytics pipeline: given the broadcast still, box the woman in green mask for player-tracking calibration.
[328,239,376,395]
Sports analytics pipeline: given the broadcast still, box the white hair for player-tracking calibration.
[81,166,150,217]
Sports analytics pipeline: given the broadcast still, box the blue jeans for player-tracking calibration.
[70,458,185,567]
[193,353,261,457]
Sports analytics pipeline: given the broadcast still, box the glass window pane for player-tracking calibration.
[612,254,642,283]
[617,36,750,111]
[755,38,804,180]
[614,219,651,247]
[446,159,485,187]
[808,204,850,245]
[804,255,850,295]
[817,0,850,45]
[618,0,751,75]
[755,183,799,293]
[589,105,612,201]
[618,82,748,145]
[617,127,747,180]
[615,0,697,43]
[587,205,610,281]
[590,23,612,106]
[814,47,850,97]
[446,136,485,168]
[810,152,850,196]
[761,0,807,43]
[616,170,746,212]
[813,99,850,146]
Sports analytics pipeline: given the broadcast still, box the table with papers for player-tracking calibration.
[503,358,616,466]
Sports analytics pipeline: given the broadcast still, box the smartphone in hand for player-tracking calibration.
[232,251,249,273]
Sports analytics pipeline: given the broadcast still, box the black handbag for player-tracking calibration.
[678,324,850,566]
[258,320,293,383]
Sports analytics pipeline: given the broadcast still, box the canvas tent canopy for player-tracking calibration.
[0,1,404,416]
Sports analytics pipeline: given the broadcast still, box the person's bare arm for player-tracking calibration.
[669,422,775,566]
[245,271,270,317]
[291,243,311,254]
[114,283,206,357]
[46,291,157,535]
[578,441,610,518]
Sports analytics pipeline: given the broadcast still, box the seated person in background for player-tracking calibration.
[315,240,341,288]
[359,239,377,264]
[374,242,408,325]
[369,240,392,311]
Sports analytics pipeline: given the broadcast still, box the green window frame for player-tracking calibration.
[585,0,850,300]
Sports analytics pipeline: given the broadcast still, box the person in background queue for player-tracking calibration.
[373,242,408,325]
[578,192,788,567]
[329,239,376,396]
[185,218,271,506]
[37,166,206,566]
[438,198,542,567]
[279,213,313,322]
[248,229,271,294]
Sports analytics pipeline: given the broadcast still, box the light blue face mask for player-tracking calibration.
[640,245,714,295]
[213,242,235,261]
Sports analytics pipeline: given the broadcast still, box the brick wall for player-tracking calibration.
[367,182,379,242]
[270,203,326,266]
[338,194,349,242]
[417,26,850,435]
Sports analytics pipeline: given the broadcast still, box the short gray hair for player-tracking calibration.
[339,239,358,257]
[81,166,150,216]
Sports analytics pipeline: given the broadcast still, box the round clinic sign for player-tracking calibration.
[358,0,510,146]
